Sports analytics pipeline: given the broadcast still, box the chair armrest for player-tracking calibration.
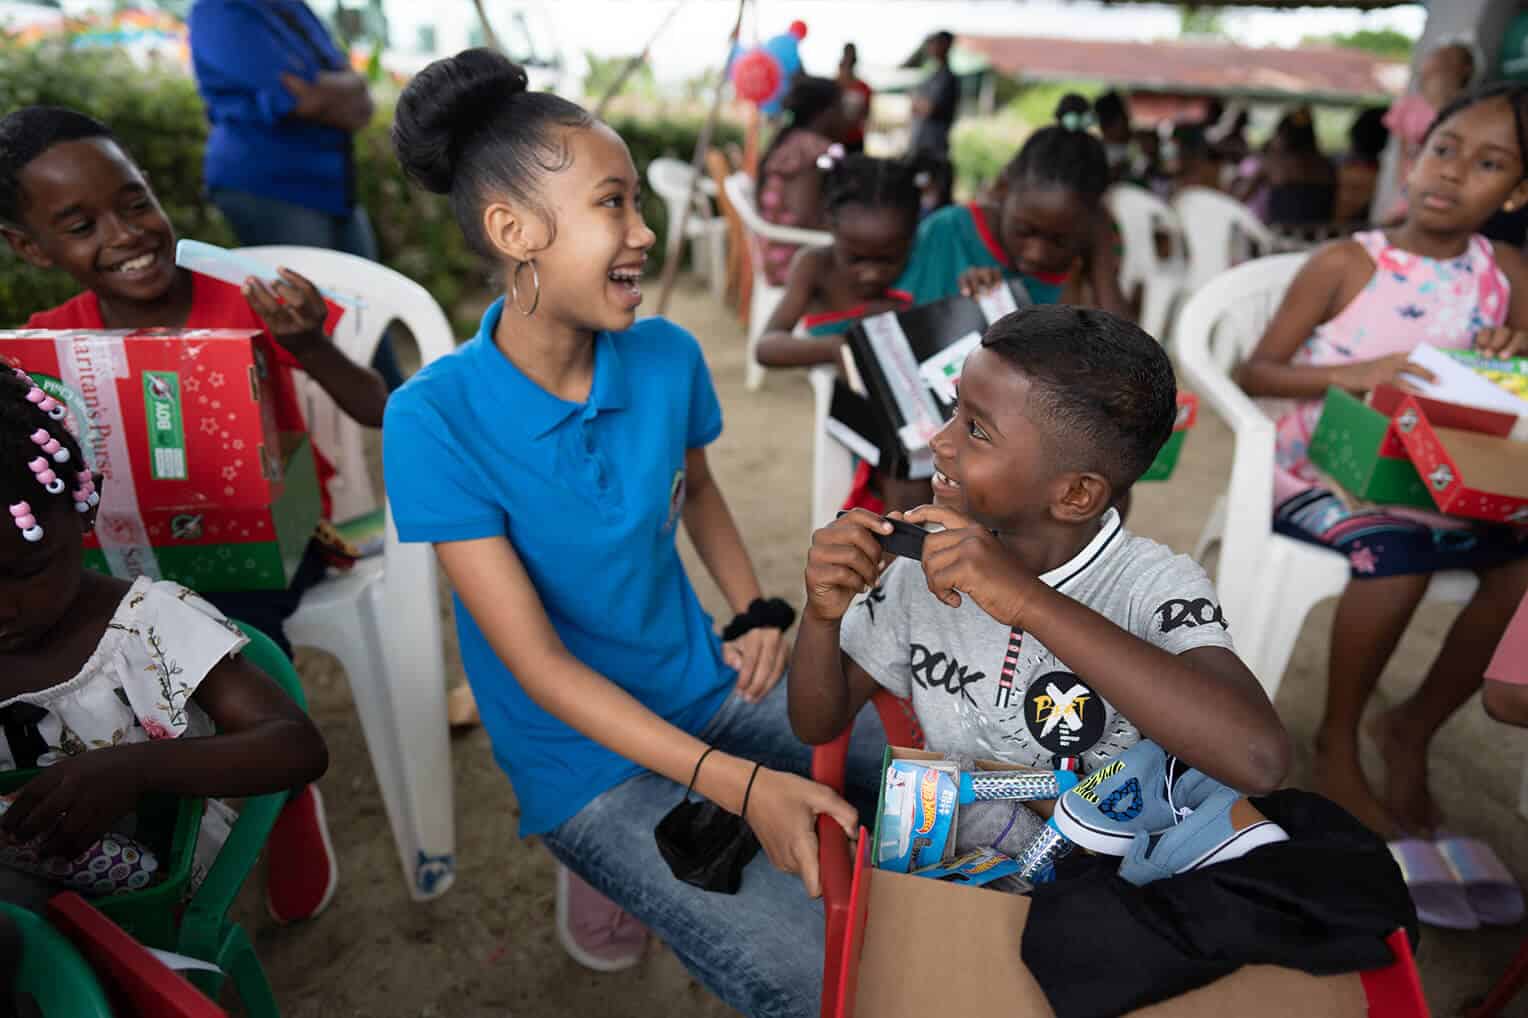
[812,730,852,793]
[818,814,854,1018]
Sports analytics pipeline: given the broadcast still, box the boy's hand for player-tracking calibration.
[1474,326,1528,358]
[804,510,892,623]
[958,266,1005,298]
[903,504,1039,627]
[0,750,143,861]
[243,268,329,358]
[724,626,789,703]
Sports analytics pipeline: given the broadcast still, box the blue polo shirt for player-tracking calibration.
[383,300,735,835]
[189,0,354,216]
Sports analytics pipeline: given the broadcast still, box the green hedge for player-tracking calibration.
[1,41,741,331]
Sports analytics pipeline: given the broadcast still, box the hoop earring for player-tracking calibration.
[511,259,541,317]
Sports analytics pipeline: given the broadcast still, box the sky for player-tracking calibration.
[539,1,1429,83]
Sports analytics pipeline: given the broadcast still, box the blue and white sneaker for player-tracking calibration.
[1052,739,1211,856]
[1117,786,1289,886]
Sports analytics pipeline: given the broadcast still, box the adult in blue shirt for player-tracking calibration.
[187,0,401,388]
[383,50,881,1014]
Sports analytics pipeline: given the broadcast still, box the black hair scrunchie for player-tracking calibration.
[721,598,797,642]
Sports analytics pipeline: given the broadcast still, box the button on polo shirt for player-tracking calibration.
[384,299,734,835]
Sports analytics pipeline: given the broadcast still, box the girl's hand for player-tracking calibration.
[1330,353,1435,396]
[1474,326,1528,358]
[958,266,1005,297]
[723,626,790,703]
[804,510,893,623]
[243,268,329,357]
[745,767,858,899]
[0,750,143,861]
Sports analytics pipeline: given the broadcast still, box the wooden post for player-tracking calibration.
[593,0,688,119]
[656,0,748,316]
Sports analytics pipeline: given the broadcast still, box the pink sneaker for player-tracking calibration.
[554,864,649,972]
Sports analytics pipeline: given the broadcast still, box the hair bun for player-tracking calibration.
[393,48,529,195]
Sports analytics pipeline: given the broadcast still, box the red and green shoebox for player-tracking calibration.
[1388,394,1528,525]
[829,746,1369,1018]
[0,328,319,591]
[1139,391,1199,483]
[1307,386,1436,509]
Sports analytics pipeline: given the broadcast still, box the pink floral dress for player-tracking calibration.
[1269,230,1528,578]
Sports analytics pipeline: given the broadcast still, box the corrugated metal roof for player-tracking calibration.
[959,34,1408,101]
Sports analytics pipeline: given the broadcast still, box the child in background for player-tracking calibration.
[755,153,927,515]
[1236,84,1528,838]
[898,95,1130,319]
[1334,107,1391,225]
[386,49,879,1010]
[1385,39,1479,222]
[0,369,327,904]
[0,105,380,921]
[789,305,1290,877]
[757,77,852,286]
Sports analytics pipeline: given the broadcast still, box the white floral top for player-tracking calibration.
[0,578,247,772]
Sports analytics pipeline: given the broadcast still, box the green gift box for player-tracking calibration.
[1139,392,1198,483]
[1306,387,1433,509]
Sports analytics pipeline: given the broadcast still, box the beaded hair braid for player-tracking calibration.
[1,368,94,544]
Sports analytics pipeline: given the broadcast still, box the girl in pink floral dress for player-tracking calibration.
[0,368,327,905]
[1237,85,1528,839]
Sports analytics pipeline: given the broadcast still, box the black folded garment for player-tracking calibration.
[1021,789,1418,1018]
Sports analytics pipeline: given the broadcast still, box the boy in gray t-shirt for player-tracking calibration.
[789,305,1290,804]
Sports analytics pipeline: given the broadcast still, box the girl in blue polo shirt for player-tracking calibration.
[901,94,1130,317]
[383,49,878,1017]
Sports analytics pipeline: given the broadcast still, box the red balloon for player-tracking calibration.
[732,48,782,104]
[788,20,807,40]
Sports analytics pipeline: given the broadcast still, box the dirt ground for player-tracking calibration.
[241,275,1528,1018]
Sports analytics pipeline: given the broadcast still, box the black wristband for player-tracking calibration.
[721,597,797,641]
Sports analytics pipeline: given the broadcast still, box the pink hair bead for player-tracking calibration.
[28,457,64,495]
[30,428,69,464]
[25,387,65,421]
[8,501,42,543]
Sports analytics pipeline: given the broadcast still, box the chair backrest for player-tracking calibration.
[647,156,715,220]
[1105,183,1184,290]
[2,901,115,1017]
[1174,187,1277,295]
[47,893,229,1018]
[722,172,835,249]
[235,247,457,524]
[1174,253,1306,617]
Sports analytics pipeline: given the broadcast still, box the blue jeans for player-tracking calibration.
[541,682,887,1018]
[209,189,404,391]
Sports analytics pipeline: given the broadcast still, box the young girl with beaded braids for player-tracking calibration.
[755,152,929,513]
[902,94,1130,318]
[384,49,882,1012]
[1237,83,1528,840]
[0,368,328,905]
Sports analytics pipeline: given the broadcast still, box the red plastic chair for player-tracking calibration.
[810,694,1431,1018]
[811,690,922,1018]
[1466,934,1528,1018]
[46,891,229,1018]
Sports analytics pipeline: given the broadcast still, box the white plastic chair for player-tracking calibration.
[1105,183,1188,344]
[722,172,832,392]
[646,157,728,302]
[1173,187,1277,298]
[1176,253,1476,700]
[808,363,854,531]
[238,246,459,901]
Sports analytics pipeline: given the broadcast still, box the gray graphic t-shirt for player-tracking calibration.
[839,509,1237,770]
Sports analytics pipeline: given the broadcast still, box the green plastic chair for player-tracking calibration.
[1,901,115,1017]
[0,622,308,1018]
